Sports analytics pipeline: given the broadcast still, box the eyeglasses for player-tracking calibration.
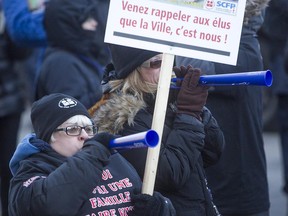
[54,125,97,136]
[141,59,162,69]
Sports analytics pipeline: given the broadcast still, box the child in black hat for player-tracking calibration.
[8,93,175,216]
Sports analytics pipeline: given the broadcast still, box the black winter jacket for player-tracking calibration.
[176,2,270,214]
[36,48,103,109]
[91,92,225,216]
[9,134,142,216]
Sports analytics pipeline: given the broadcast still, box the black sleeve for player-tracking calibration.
[201,107,225,168]
[155,114,205,190]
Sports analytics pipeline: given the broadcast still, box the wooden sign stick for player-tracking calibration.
[141,53,175,195]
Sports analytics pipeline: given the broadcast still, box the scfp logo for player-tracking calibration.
[216,0,236,9]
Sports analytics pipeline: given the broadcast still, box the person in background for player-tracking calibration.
[2,0,48,105]
[35,0,110,108]
[89,44,225,216]
[0,6,32,216]
[2,0,47,47]
[258,0,288,196]
[3,0,111,106]
[8,93,176,216]
[175,0,270,215]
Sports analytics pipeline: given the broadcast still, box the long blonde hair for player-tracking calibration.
[109,67,158,101]
[89,66,159,117]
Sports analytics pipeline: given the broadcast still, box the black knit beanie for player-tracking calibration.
[31,93,91,143]
[108,44,160,79]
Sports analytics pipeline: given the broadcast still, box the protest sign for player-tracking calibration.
[105,0,246,65]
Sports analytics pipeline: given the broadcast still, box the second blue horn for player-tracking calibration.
[171,70,273,87]
[109,130,159,150]
[199,70,272,86]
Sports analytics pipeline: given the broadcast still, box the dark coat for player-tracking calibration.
[35,0,110,108]
[9,134,142,216]
[176,5,270,214]
[36,47,103,109]
[259,0,288,95]
[91,93,225,216]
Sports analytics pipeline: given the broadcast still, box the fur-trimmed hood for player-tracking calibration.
[244,0,270,24]
[90,93,146,134]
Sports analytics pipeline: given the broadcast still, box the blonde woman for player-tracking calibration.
[90,45,225,216]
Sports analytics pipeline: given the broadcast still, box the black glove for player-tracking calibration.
[84,132,119,156]
[94,132,121,154]
[129,191,176,216]
[176,67,209,120]
[91,132,119,147]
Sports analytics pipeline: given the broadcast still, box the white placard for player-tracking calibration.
[105,0,246,65]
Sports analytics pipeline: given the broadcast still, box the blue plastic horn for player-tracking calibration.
[109,130,159,150]
[171,70,273,87]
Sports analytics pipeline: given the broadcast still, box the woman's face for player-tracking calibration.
[139,54,163,84]
[50,115,95,157]
[82,17,98,31]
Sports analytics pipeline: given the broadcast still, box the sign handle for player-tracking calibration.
[141,53,175,195]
